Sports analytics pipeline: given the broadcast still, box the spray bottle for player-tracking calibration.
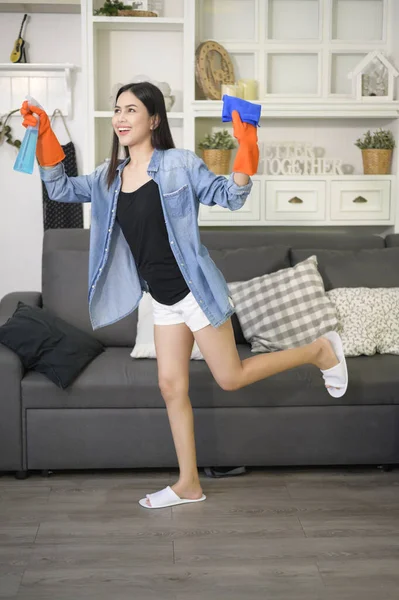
[13,96,43,175]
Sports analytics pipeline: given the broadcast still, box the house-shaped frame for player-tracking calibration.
[348,51,399,102]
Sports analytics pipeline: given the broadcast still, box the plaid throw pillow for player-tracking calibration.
[228,256,338,353]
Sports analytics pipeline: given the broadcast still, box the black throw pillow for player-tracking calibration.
[0,301,104,388]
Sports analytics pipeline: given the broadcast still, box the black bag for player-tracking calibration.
[42,109,83,230]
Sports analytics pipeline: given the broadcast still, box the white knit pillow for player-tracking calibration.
[327,288,399,356]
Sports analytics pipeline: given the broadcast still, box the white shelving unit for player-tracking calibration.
[81,0,399,229]
[81,0,185,226]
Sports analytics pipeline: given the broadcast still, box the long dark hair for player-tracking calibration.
[106,81,175,188]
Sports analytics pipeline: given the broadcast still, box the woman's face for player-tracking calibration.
[112,90,155,147]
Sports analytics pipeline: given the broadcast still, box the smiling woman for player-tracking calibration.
[107,82,175,189]
[20,79,347,512]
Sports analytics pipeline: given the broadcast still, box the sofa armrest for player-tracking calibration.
[0,291,42,472]
[0,291,42,325]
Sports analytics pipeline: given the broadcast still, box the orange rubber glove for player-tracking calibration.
[20,101,65,167]
[231,109,259,176]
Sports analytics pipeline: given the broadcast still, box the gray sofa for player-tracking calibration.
[1,228,399,477]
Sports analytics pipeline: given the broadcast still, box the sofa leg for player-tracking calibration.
[15,470,29,480]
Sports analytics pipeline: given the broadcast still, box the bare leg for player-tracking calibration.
[194,319,340,391]
[148,323,202,506]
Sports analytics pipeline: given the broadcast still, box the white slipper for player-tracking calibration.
[320,331,348,398]
[139,486,206,509]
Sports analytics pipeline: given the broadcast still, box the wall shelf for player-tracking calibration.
[0,63,75,71]
[92,16,184,31]
[0,63,76,116]
[192,100,399,119]
[0,1,80,13]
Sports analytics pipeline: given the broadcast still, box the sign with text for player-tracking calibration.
[263,143,344,176]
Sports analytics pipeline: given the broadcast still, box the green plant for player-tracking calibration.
[355,128,396,150]
[94,1,141,16]
[0,109,21,150]
[198,130,236,150]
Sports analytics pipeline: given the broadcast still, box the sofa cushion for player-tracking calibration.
[200,229,385,251]
[210,245,290,344]
[42,249,138,347]
[209,245,290,282]
[21,346,399,408]
[327,288,399,356]
[0,301,104,389]
[228,256,338,352]
[291,247,399,290]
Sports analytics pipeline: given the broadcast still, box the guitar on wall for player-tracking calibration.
[10,13,28,64]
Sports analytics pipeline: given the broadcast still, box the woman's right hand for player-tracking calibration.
[20,101,65,167]
[21,101,50,134]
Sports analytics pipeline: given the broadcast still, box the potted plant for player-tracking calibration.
[0,109,21,150]
[355,128,395,174]
[198,130,236,175]
[94,1,157,17]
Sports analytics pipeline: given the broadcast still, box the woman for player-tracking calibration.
[21,82,348,510]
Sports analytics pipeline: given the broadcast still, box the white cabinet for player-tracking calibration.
[331,180,391,222]
[265,180,326,222]
[197,176,395,226]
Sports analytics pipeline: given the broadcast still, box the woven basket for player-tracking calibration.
[202,149,231,175]
[361,149,393,174]
[117,10,158,17]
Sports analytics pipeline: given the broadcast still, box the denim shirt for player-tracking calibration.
[40,148,252,330]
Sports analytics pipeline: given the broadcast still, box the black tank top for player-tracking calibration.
[116,179,189,305]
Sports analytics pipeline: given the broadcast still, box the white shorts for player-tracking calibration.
[151,291,211,332]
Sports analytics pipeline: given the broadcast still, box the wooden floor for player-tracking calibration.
[1,467,399,599]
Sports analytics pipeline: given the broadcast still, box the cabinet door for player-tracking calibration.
[331,180,391,222]
[198,179,261,225]
[265,180,326,221]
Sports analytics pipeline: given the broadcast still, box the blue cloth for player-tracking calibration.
[40,150,253,330]
[222,95,261,127]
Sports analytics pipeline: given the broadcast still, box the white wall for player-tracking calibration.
[0,13,85,300]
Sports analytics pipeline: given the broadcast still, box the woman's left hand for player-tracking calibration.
[231,110,259,176]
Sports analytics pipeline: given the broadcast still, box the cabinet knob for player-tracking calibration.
[353,195,368,203]
[288,196,303,204]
